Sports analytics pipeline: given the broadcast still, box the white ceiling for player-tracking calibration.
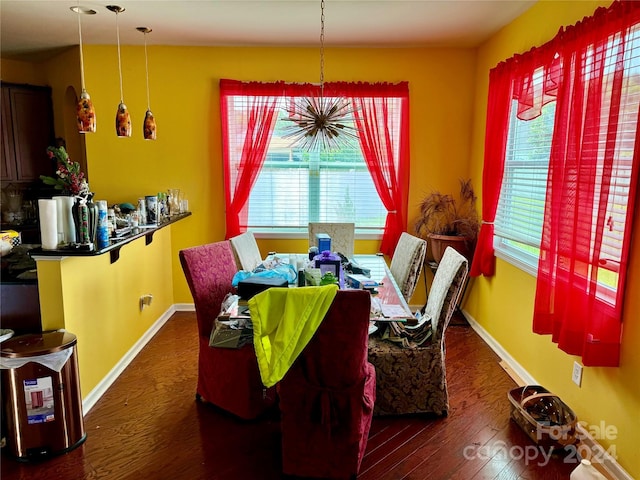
[1,0,536,61]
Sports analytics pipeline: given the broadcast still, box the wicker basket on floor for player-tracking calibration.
[508,385,578,450]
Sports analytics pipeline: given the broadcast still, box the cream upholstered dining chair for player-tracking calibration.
[308,222,355,259]
[368,246,469,416]
[229,231,263,271]
[389,232,427,302]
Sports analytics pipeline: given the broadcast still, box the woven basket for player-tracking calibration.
[508,385,578,450]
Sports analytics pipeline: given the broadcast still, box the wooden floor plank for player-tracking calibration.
[1,313,581,479]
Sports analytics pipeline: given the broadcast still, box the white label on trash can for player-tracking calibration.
[23,377,55,424]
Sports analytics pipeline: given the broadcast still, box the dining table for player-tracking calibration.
[262,252,416,325]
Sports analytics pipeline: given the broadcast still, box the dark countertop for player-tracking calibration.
[1,244,38,284]
[1,212,192,282]
[29,212,192,264]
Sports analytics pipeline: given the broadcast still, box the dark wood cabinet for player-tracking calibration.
[1,83,55,183]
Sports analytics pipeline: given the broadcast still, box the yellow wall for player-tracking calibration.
[35,227,175,396]
[0,57,48,85]
[466,1,640,478]
[3,45,477,307]
[73,44,477,306]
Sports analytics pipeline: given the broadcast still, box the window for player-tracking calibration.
[494,95,555,274]
[220,80,410,255]
[495,24,640,303]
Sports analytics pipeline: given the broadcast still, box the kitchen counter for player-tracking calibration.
[30,212,191,264]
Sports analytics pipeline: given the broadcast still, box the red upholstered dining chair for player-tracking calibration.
[179,240,276,420]
[278,289,376,479]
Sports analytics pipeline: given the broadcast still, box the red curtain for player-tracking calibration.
[345,82,410,255]
[532,1,640,366]
[469,64,513,277]
[220,80,281,238]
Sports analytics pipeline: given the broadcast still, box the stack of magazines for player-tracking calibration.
[380,313,433,348]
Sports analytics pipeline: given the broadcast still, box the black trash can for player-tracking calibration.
[1,330,86,461]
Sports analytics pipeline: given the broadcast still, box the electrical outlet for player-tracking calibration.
[572,361,583,387]
[139,294,153,311]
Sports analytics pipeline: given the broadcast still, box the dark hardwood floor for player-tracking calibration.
[1,312,579,479]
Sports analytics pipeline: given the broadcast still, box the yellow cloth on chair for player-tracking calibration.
[249,285,338,387]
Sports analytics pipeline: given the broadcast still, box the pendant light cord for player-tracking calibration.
[319,0,325,99]
[77,2,86,91]
[144,33,151,110]
[115,11,124,103]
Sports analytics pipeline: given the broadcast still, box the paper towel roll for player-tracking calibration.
[38,199,58,250]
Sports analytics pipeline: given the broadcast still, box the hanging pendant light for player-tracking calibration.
[70,3,97,133]
[107,5,131,137]
[284,0,357,151]
[137,27,156,140]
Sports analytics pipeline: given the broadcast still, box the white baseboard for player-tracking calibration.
[173,303,195,312]
[81,305,177,415]
[461,309,633,480]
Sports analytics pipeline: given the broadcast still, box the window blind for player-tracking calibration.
[495,98,554,249]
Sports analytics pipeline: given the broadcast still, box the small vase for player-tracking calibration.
[72,194,98,249]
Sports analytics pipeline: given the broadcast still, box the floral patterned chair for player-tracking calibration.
[389,232,427,302]
[278,289,376,478]
[368,247,468,416]
[308,222,355,259]
[179,240,276,420]
[229,231,263,272]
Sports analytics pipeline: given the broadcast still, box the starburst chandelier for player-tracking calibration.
[284,0,358,151]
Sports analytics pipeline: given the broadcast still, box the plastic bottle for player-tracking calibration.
[96,200,109,250]
[570,459,607,480]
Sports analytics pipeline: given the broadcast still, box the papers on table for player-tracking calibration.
[370,297,412,322]
[381,304,411,319]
